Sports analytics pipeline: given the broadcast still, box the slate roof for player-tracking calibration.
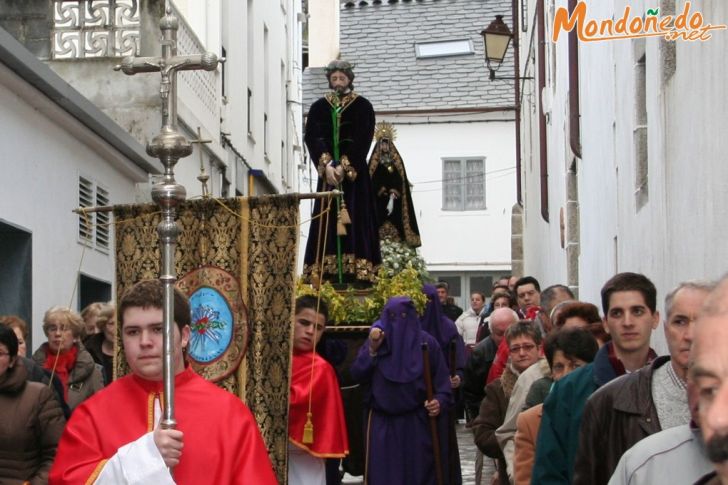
[303,0,515,113]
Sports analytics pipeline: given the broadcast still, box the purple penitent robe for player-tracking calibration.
[421,284,465,485]
[351,297,454,485]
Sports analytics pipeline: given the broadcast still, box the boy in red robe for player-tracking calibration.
[288,296,349,484]
[49,280,277,484]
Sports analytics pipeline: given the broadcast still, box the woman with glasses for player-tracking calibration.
[32,306,103,411]
[472,321,543,485]
[0,325,65,483]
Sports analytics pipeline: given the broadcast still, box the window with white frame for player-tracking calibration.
[442,158,486,211]
[78,175,110,252]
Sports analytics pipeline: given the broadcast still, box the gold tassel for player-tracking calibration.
[302,412,314,444]
[337,212,347,236]
[339,201,351,225]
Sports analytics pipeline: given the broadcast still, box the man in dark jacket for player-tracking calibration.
[436,282,464,323]
[573,281,713,484]
[532,272,661,484]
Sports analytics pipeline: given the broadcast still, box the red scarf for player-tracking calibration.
[43,344,78,401]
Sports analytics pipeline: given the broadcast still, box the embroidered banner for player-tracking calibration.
[113,195,299,483]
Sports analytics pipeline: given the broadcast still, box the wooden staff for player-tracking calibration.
[422,342,444,485]
[449,340,457,378]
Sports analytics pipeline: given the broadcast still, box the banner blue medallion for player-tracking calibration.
[177,265,248,383]
[189,287,234,363]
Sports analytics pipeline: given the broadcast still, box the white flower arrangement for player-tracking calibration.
[379,238,430,281]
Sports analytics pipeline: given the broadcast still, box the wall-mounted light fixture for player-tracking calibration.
[480,15,512,81]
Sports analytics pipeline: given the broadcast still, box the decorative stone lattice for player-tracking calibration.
[52,0,140,59]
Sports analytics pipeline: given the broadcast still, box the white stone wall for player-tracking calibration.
[519,0,728,354]
[391,114,515,272]
[214,0,303,194]
[0,63,142,349]
[307,0,340,68]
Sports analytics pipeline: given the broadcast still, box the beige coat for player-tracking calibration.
[514,403,543,485]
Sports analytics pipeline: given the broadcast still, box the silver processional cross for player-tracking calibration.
[114,7,218,433]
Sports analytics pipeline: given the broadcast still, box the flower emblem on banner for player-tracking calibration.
[188,289,234,363]
[177,266,248,382]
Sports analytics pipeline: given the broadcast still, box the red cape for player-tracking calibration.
[288,351,349,457]
[49,367,277,484]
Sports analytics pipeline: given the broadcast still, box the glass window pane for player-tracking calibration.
[443,160,463,210]
[439,276,461,297]
[465,159,485,210]
[469,276,490,296]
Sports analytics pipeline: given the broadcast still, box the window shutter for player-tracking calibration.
[78,176,94,243]
[95,186,110,250]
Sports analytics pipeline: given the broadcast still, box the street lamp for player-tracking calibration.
[480,15,513,81]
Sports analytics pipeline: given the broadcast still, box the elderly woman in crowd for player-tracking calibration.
[0,314,28,356]
[83,302,116,386]
[552,301,610,347]
[0,325,65,484]
[80,302,105,337]
[32,306,103,411]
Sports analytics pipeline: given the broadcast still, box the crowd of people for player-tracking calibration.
[0,281,278,485]
[2,271,728,484]
[419,272,728,485]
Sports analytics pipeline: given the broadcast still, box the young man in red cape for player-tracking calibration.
[49,280,277,484]
[288,296,349,484]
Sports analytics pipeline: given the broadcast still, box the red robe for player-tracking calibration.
[49,367,277,484]
[288,351,348,457]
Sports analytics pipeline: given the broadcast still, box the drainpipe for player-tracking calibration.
[537,0,549,222]
[512,0,523,205]
[568,0,581,158]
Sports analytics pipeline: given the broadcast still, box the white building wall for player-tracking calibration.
[389,114,515,272]
[519,0,591,289]
[307,0,339,67]
[288,0,306,195]
[520,0,728,354]
[215,0,302,194]
[0,63,143,349]
[663,0,728,284]
[104,0,303,197]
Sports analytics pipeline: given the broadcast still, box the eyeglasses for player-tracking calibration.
[0,351,10,358]
[508,343,537,354]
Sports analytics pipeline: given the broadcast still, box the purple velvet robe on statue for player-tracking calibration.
[422,284,465,485]
[303,92,381,284]
[350,297,453,485]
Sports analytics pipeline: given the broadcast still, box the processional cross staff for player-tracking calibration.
[114,7,218,435]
